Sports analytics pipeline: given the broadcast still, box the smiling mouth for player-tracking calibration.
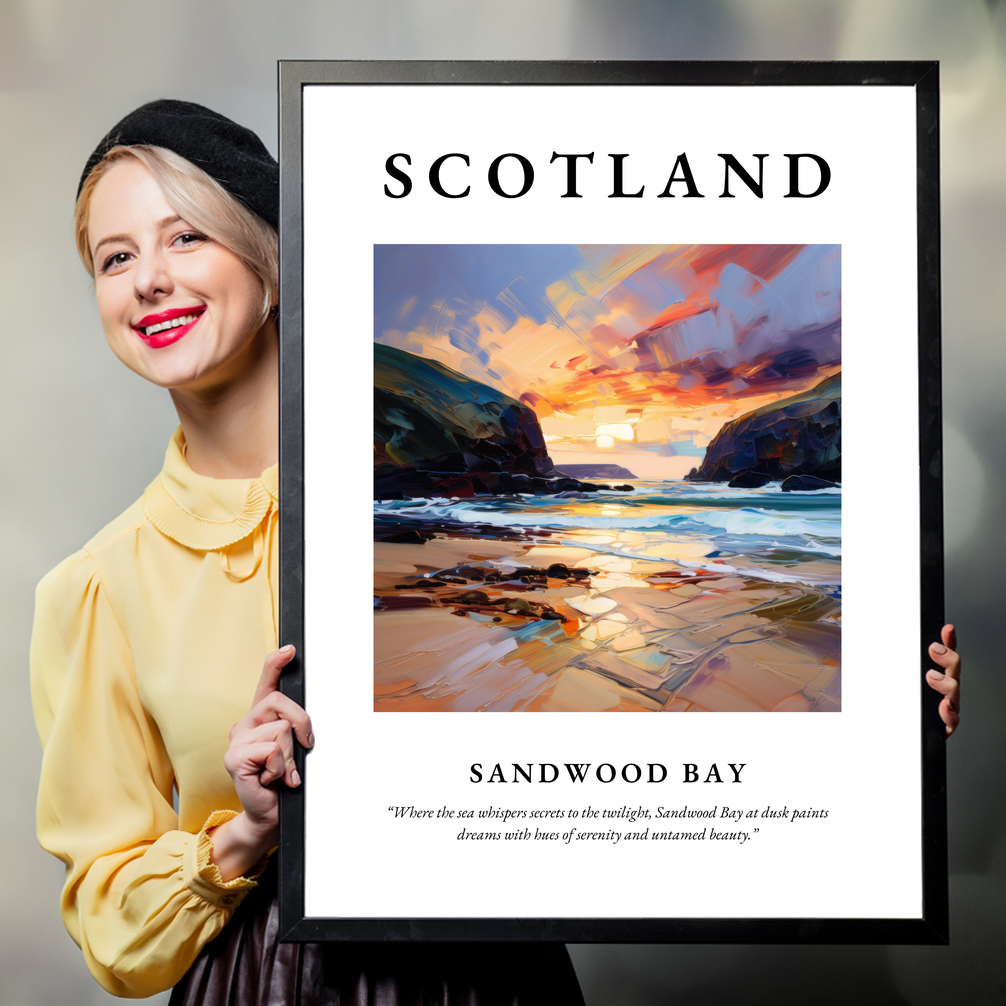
[131,307,207,349]
[136,308,205,338]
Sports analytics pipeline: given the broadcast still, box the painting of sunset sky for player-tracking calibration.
[373,244,841,712]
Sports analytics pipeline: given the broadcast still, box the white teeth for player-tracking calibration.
[142,313,199,337]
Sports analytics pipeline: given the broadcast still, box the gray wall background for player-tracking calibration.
[2,2,1003,1003]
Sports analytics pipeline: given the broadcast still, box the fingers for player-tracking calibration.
[249,720,298,788]
[928,633,961,682]
[941,623,957,653]
[925,684,960,736]
[227,720,301,788]
[225,739,288,788]
[222,646,310,834]
[225,645,313,806]
[941,698,960,737]
[244,644,314,750]
[252,644,297,706]
[926,667,959,706]
[926,625,961,737]
[926,664,960,739]
[928,644,961,679]
[233,689,314,750]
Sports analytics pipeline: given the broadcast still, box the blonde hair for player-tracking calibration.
[75,145,278,323]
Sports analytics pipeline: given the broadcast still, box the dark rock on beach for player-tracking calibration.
[781,473,838,492]
[686,371,841,485]
[376,528,433,544]
[376,559,596,622]
[727,470,773,489]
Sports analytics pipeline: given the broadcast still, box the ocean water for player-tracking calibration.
[374,481,842,712]
[374,480,841,593]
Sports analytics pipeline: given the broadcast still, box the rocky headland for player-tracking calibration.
[554,463,637,480]
[685,371,841,489]
[375,344,632,499]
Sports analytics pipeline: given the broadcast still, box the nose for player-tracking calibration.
[133,247,173,303]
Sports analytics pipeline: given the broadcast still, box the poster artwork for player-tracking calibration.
[373,243,841,714]
[288,63,941,942]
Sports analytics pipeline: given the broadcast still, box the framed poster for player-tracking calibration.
[277,61,946,943]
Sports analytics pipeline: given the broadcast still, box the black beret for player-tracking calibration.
[78,99,278,228]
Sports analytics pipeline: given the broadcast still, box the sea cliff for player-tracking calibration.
[374,344,630,498]
[685,371,841,487]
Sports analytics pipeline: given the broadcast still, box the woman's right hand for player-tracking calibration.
[209,645,314,881]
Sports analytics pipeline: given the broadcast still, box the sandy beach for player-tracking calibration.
[374,533,841,713]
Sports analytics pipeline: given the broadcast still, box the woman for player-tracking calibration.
[33,99,963,1003]
[31,100,586,1003]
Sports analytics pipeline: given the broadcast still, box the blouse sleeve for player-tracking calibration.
[31,549,262,998]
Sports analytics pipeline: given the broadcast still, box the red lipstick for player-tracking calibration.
[132,306,205,349]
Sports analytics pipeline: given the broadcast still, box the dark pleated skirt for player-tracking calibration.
[169,869,585,1006]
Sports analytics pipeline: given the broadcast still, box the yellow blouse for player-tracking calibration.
[31,429,279,998]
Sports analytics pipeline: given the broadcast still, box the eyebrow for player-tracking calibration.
[91,215,185,258]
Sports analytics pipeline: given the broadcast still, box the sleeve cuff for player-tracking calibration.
[182,810,269,909]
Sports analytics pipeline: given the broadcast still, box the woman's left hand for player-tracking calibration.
[926,624,961,737]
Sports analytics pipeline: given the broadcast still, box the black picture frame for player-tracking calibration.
[277,60,945,944]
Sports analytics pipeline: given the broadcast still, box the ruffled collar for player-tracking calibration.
[143,428,278,551]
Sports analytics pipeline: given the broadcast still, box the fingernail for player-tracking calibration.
[931,643,947,654]
[927,670,944,679]
[292,768,301,787]
[280,644,295,654]
[307,732,315,748]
